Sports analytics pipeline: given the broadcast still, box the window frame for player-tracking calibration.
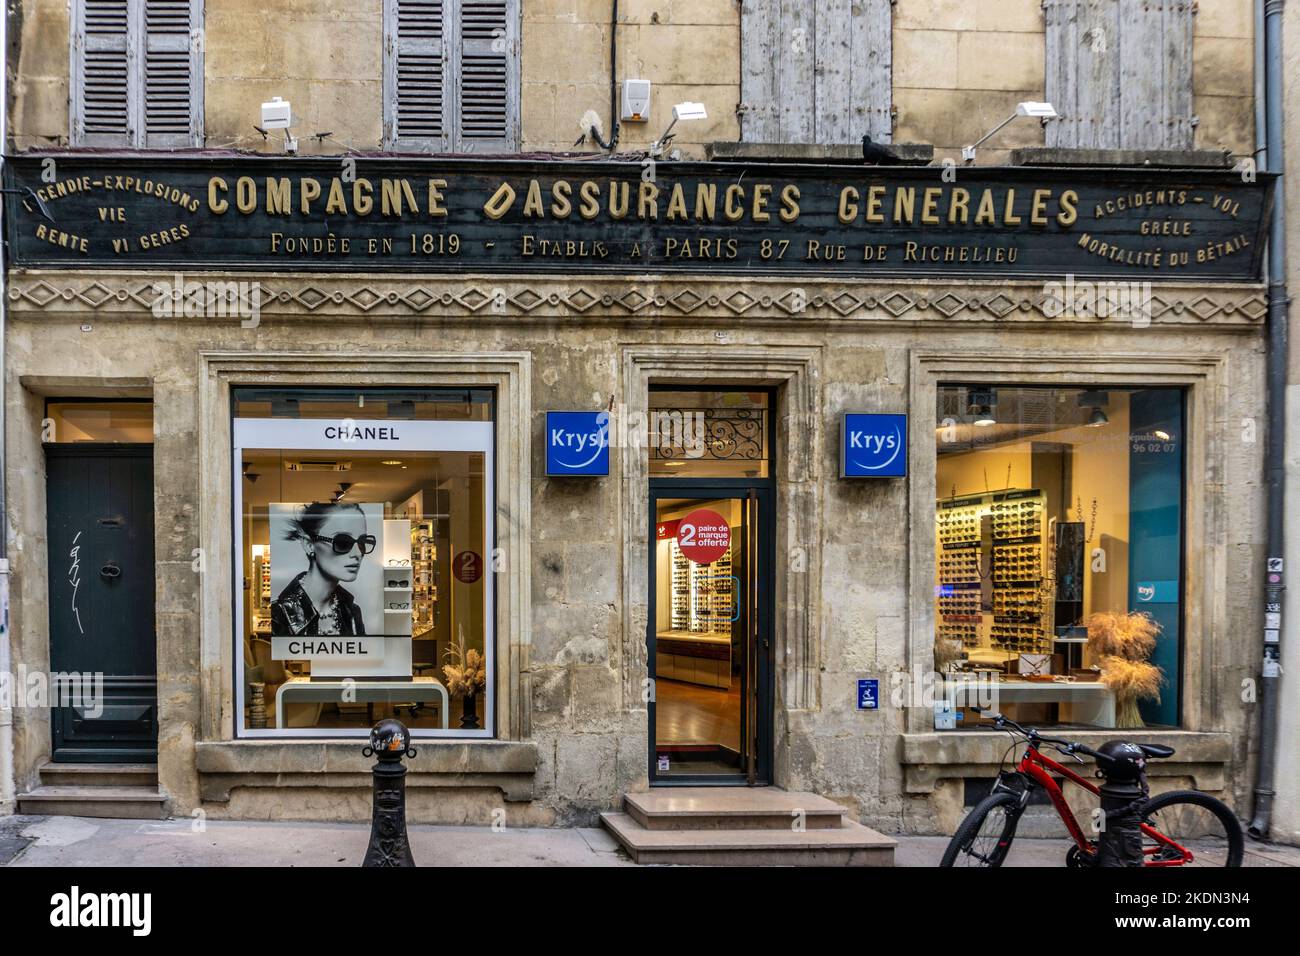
[382,0,521,154]
[932,383,1188,730]
[69,0,205,149]
[229,386,498,740]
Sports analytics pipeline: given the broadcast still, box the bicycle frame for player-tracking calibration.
[1015,743,1195,867]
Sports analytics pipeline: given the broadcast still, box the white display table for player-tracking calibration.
[275,676,450,729]
[943,677,1116,728]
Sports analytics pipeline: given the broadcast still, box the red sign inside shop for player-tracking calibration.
[676,509,731,564]
[656,519,680,540]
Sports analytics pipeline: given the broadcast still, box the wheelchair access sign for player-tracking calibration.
[857,679,879,710]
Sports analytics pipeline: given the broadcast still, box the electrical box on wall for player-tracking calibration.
[621,79,652,122]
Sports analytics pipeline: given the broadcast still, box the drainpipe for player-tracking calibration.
[1249,0,1289,841]
[0,0,14,816]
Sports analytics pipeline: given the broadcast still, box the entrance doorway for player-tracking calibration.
[645,388,774,785]
[44,401,157,762]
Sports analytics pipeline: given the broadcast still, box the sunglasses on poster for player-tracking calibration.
[312,532,378,555]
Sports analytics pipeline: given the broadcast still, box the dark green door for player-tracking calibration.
[45,444,157,762]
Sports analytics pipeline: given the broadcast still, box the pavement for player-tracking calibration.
[2,814,1299,867]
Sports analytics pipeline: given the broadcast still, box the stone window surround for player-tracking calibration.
[192,351,538,796]
[902,350,1234,792]
[619,345,822,786]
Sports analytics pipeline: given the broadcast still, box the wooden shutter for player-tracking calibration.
[74,0,132,145]
[454,0,518,152]
[1045,0,1194,150]
[741,0,892,145]
[72,0,203,147]
[387,0,449,151]
[142,0,202,147]
[386,0,518,152]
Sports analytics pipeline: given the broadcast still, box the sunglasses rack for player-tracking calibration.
[670,536,734,635]
[988,491,1051,655]
[936,499,983,649]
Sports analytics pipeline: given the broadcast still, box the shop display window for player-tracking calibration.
[934,385,1184,731]
[232,387,494,737]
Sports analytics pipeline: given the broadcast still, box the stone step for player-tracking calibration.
[601,812,897,866]
[625,787,847,830]
[38,761,159,788]
[17,785,167,820]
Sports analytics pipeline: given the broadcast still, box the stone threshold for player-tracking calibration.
[195,739,538,803]
[900,730,1232,793]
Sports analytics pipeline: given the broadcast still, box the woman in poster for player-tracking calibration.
[271,502,376,636]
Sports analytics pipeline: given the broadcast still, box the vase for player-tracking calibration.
[459,692,480,730]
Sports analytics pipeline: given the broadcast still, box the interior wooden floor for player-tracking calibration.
[655,677,741,751]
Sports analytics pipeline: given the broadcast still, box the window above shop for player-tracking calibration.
[382,0,520,152]
[70,0,205,148]
[1044,0,1194,150]
[648,389,771,479]
[45,400,153,443]
[739,0,892,145]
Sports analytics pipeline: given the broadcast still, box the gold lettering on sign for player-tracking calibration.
[550,180,572,218]
[666,183,689,221]
[578,180,601,220]
[694,183,717,221]
[779,184,800,222]
[838,186,859,224]
[266,177,292,215]
[427,178,448,216]
[301,178,322,214]
[483,182,516,220]
[236,177,257,214]
[325,178,348,215]
[523,179,545,217]
[208,177,229,214]
[724,185,745,222]
[354,179,374,216]
[638,181,660,219]
[751,183,772,223]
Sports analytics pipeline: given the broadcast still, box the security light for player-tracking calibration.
[967,387,997,427]
[260,97,298,153]
[261,96,292,130]
[650,102,708,157]
[961,101,1058,164]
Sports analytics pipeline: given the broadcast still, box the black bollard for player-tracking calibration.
[362,718,417,867]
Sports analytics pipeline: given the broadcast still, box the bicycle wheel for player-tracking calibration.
[1141,790,1244,867]
[940,792,1022,867]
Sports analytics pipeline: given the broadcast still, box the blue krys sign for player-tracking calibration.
[857,679,879,710]
[545,411,610,477]
[841,413,908,478]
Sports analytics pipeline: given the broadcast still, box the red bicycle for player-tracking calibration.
[940,714,1243,867]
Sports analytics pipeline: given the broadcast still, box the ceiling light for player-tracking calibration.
[1154,429,1172,441]
[381,459,404,466]
[1087,407,1109,427]
[972,406,996,427]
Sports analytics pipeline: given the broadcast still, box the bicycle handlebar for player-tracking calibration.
[979,711,1113,763]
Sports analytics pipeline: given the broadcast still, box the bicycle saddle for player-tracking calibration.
[1137,743,1175,758]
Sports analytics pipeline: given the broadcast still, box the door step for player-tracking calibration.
[602,788,896,866]
[36,761,159,788]
[624,786,847,830]
[17,785,167,820]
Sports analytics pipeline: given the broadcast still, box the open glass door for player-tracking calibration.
[648,488,771,783]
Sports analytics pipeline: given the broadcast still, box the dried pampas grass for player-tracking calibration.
[1086,611,1159,659]
[1086,611,1165,727]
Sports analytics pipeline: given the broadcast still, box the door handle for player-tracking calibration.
[100,562,122,580]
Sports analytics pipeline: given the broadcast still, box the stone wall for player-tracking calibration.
[7,0,1257,159]
[3,271,1268,829]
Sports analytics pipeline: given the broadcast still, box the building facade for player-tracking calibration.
[0,0,1286,839]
